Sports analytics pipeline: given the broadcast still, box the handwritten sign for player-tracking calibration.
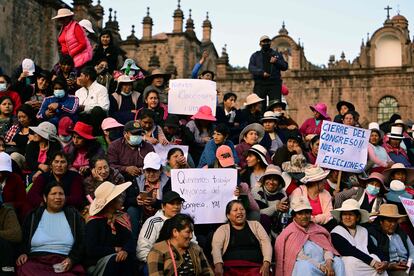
[400,196,414,226]
[168,79,217,116]
[316,121,370,173]
[171,168,237,224]
[153,144,188,166]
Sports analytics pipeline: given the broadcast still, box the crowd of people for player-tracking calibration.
[1,7,414,276]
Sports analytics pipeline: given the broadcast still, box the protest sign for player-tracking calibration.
[153,144,188,166]
[168,79,217,116]
[171,168,237,224]
[316,121,370,173]
[400,196,414,226]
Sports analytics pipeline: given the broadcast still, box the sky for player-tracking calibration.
[64,0,414,67]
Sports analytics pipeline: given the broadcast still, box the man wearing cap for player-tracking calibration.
[107,120,154,180]
[248,35,288,110]
[136,191,197,263]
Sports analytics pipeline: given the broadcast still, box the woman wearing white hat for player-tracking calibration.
[85,181,133,276]
[235,123,265,169]
[384,126,412,168]
[52,8,92,68]
[290,165,336,231]
[331,199,388,276]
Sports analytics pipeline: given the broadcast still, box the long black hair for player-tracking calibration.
[157,214,194,242]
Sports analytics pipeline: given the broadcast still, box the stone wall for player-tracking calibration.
[0,0,65,74]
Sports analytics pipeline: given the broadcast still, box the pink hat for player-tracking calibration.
[58,116,74,136]
[191,106,216,121]
[310,103,328,119]
[101,117,124,131]
[216,145,235,168]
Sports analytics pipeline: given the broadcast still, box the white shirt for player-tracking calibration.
[75,81,109,113]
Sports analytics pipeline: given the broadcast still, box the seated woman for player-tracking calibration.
[36,78,78,125]
[272,130,304,167]
[198,123,239,168]
[86,181,134,276]
[335,172,387,216]
[367,122,393,173]
[260,111,284,155]
[66,121,104,176]
[186,105,216,165]
[25,70,52,111]
[0,96,16,137]
[124,152,171,244]
[331,199,388,276]
[211,200,272,276]
[109,74,142,124]
[5,104,37,156]
[366,204,414,276]
[16,182,85,275]
[28,151,84,210]
[383,163,414,195]
[83,156,125,200]
[306,135,320,165]
[235,123,265,169]
[137,89,167,127]
[342,111,357,126]
[139,108,169,146]
[51,54,79,95]
[252,164,288,237]
[240,93,264,125]
[164,147,191,177]
[26,121,62,182]
[240,144,269,187]
[299,103,330,143]
[147,214,213,275]
[290,166,336,231]
[276,196,344,276]
[137,191,189,262]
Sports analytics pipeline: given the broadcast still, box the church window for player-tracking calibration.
[377,96,399,123]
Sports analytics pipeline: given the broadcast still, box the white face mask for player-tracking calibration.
[0,83,7,92]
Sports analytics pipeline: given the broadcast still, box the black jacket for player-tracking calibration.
[25,140,62,171]
[248,49,288,82]
[20,206,85,264]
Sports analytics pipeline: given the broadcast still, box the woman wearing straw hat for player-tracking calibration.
[260,111,284,155]
[275,196,344,276]
[299,103,331,142]
[383,163,414,195]
[25,121,62,182]
[331,199,389,276]
[251,164,288,237]
[366,204,414,275]
[290,165,336,231]
[235,123,265,169]
[85,181,134,276]
[109,74,142,125]
[52,8,92,69]
[367,122,394,173]
[240,93,264,125]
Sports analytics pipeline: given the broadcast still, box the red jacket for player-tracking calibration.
[2,172,29,220]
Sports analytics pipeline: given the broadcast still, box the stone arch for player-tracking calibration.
[377,96,399,123]
[271,35,300,70]
[374,34,402,67]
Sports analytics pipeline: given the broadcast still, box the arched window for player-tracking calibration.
[377,96,399,123]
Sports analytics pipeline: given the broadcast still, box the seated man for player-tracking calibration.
[75,66,109,114]
[107,120,154,180]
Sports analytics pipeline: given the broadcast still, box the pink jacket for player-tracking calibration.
[60,21,92,68]
[290,185,333,225]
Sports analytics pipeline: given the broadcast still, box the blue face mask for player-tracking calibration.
[366,184,380,196]
[128,135,142,146]
[59,135,72,143]
[54,89,66,98]
[0,83,7,92]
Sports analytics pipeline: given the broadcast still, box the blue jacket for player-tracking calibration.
[37,95,79,125]
[198,139,239,168]
[248,49,288,81]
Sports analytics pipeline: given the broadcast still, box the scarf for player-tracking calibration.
[88,211,132,234]
[383,142,409,160]
[275,221,339,276]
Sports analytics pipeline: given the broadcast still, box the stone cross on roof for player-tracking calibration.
[384,5,392,20]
